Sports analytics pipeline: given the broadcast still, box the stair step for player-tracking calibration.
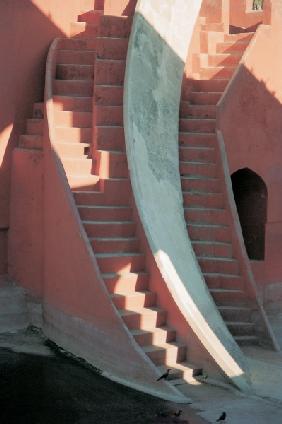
[78,205,132,221]
[203,272,244,290]
[103,272,148,294]
[198,257,239,274]
[180,118,216,133]
[99,15,132,38]
[183,191,224,208]
[111,291,156,310]
[201,23,224,32]
[198,66,235,80]
[131,327,176,346]
[53,80,93,96]
[180,103,216,119]
[57,38,96,51]
[210,288,245,305]
[70,22,99,38]
[94,125,125,151]
[157,363,203,382]
[234,335,259,346]
[189,91,222,105]
[62,157,93,175]
[78,9,103,24]
[181,176,220,192]
[57,49,96,65]
[67,174,99,190]
[180,161,217,178]
[95,105,123,126]
[96,36,128,60]
[54,111,92,127]
[55,127,92,143]
[184,207,227,225]
[96,252,145,273]
[53,95,92,112]
[56,64,94,80]
[192,79,228,92]
[188,222,229,242]
[207,53,242,67]
[218,305,252,321]
[55,142,90,157]
[217,41,249,54]
[120,307,167,330]
[224,33,254,42]
[33,102,44,118]
[192,240,232,258]
[73,189,129,205]
[91,237,139,253]
[143,342,186,366]
[19,134,42,150]
[179,146,216,162]
[95,59,125,85]
[179,132,217,148]
[94,149,128,178]
[94,85,123,106]
[26,119,43,135]
[83,220,136,238]
[226,321,255,336]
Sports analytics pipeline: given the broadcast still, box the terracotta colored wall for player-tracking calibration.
[0,0,86,273]
[104,0,137,15]
[8,149,43,297]
[218,4,282,289]
[229,0,264,30]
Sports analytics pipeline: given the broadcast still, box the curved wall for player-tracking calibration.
[124,0,251,391]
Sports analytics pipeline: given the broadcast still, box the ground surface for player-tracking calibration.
[0,329,205,424]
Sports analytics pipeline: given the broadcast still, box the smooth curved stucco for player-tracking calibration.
[124,0,251,391]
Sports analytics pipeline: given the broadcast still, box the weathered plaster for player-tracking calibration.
[124,0,251,391]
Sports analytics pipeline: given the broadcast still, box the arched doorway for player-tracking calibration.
[231,168,267,260]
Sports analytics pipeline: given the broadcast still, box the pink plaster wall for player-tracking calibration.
[0,0,87,272]
[8,149,43,297]
[218,4,282,289]
[104,0,137,15]
[229,0,264,31]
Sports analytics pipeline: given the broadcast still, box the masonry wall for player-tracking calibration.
[0,0,86,274]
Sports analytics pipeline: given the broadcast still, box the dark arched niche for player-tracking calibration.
[231,168,267,260]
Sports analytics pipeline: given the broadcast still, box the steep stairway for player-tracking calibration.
[52,9,202,385]
[19,102,44,150]
[180,28,258,346]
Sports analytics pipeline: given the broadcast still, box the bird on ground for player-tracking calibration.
[216,411,226,422]
[174,410,182,417]
[156,368,172,381]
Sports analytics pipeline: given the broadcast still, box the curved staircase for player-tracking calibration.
[50,7,203,387]
[179,24,263,346]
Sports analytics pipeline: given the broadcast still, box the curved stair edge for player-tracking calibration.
[124,1,253,393]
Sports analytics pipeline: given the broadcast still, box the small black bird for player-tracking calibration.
[174,410,182,417]
[156,368,172,381]
[216,411,226,422]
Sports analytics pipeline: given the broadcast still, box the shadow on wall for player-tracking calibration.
[0,1,68,274]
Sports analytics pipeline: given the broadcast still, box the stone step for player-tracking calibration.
[83,220,136,238]
[103,272,148,294]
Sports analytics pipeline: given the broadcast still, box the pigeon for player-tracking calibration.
[216,411,226,422]
[174,410,182,417]
[156,368,172,381]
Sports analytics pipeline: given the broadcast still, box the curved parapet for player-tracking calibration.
[41,37,188,403]
[124,0,252,391]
